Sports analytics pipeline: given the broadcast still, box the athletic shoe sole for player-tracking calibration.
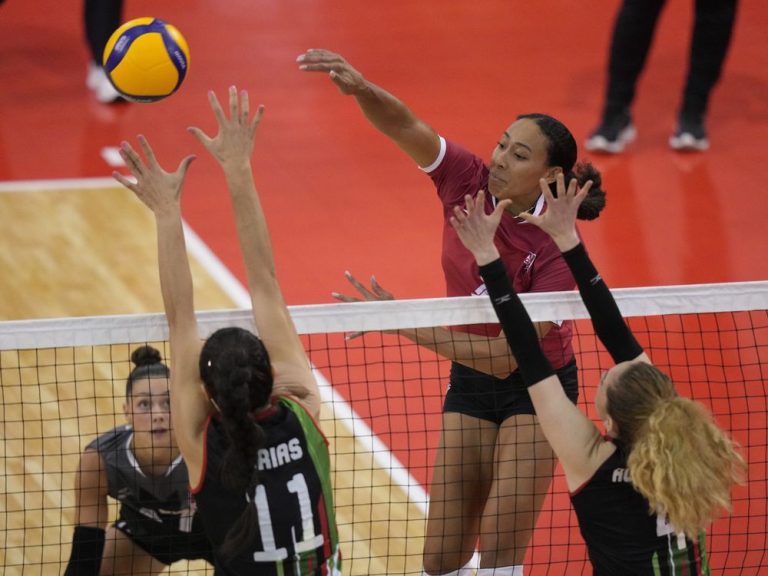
[585,124,637,154]
[669,132,709,151]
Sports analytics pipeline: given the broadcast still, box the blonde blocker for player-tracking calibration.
[607,362,746,538]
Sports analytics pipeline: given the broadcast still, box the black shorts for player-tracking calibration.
[443,358,579,425]
[114,506,214,566]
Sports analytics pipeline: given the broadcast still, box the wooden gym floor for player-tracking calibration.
[0,0,766,573]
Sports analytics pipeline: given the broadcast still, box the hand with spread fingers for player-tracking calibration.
[113,136,195,215]
[332,271,395,304]
[188,86,264,168]
[296,49,367,95]
[518,174,592,252]
[332,272,395,340]
[449,190,511,266]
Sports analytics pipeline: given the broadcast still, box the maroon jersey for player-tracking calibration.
[424,137,574,368]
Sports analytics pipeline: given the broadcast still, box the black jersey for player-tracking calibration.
[87,425,212,564]
[570,441,710,575]
[193,397,341,576]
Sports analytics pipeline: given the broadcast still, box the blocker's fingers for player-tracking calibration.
[577,179,593,198]
[137,135,158,167]
[119,142,144,174]
[538,178,556,203]
[240,90,249,122]
[493,198,512,217]
[207,90,226,125]
[566,176,580,197]
[228,85,238,119]
[452,204,468,224]
[251,104,265,132]
[555,172,567,196]
[112,171,137,192]
[176,154,196,178]
[187,126,213,147]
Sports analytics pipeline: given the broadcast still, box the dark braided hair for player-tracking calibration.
[517,113,606,220]
[198,327,273,558]
[126,346,170,399]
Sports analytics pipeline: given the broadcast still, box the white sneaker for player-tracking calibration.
[86,62,124,104]
[584,112,637,154]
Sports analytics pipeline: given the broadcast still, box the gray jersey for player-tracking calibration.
[87,425,213,564]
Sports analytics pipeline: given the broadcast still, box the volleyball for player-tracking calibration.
[102,17,190,103]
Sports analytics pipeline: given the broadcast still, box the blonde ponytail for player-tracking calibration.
[628,396,746,538]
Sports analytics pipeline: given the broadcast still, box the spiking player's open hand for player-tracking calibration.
[296,49,367,96]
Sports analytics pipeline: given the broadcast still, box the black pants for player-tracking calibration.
[603,0,737,121]
[84,0,124,64]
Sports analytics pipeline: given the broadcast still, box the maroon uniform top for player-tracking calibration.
[424,137,575,368]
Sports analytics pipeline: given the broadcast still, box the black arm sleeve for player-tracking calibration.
[561,243,644,363]
[64,525,105,576]
[478,259,555,387]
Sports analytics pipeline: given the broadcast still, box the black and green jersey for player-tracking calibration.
[570,441,709,575]
[194,396,341,575]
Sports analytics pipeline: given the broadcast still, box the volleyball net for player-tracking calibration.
[1,281,766,575]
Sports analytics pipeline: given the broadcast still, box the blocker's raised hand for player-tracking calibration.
[449,190,510,266]
[188,86,264,167]
[518,174,592,252]
[113,135,195,215]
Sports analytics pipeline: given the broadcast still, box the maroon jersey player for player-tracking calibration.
[299,50,606,576]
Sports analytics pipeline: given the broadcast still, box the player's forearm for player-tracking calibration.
[561,243,643,363]
[155,211,196,331]
[354,83,437,164]
[478,259,555,387]
[355,83,415,135]
[222,162,279,290]
[398,326,519,377]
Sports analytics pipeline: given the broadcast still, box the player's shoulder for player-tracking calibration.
[427,137,485,179]
[86,424,131,453]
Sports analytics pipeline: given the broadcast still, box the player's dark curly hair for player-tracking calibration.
[199,327,273,558]
[126,345,170,398]
[517,113,606,220]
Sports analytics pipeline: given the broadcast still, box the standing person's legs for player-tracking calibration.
[422,413,497,575]
[603,0,667,118]
[477,414,556,571]
[587,0,667,152]
[671,0,738,148]
[84,0,124,63]
[84,0,124,102]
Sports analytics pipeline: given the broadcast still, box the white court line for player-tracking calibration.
[0,175,432,511]
[0,177,120,192]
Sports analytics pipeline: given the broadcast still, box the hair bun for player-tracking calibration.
[131,345,162,367]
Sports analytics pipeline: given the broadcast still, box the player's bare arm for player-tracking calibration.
[297,48,440,168]
[114,137,210,471]
[191,87,322,419]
